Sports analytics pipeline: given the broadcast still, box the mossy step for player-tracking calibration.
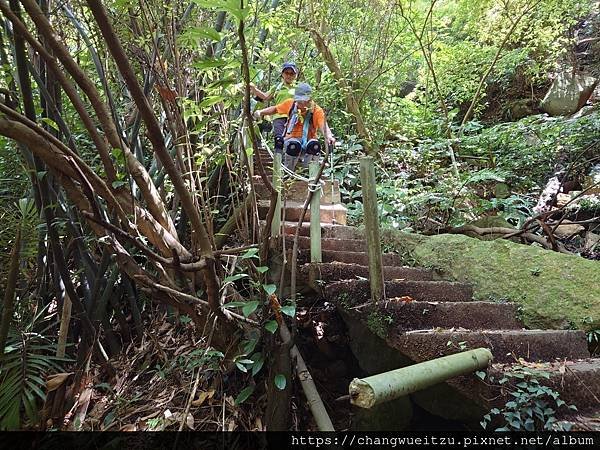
[349,300,523,331]
[296,262,437,284]
[386,329,589,363]
[324,279,473,305]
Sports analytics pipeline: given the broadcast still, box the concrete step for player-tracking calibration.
[352,300,523,331]
[387,329,589,363]
[296,262,437,285]
[258,200,347,225]
[254,177,341,203]
[279,222,364,240]
[325,279,474,304]
[285,236,367,253]
[296,249,403,266]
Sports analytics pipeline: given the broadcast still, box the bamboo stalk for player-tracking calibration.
[349,348,493,408]
[279,321,335,431]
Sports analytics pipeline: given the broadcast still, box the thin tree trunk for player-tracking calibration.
[0,229,21,357]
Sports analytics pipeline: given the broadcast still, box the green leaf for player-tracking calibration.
[199,96,225,108]
[193,58,228,70]
[475,371,486,380]
[185,26,222,42]
[256,266,269,274]
[40,117,59,131]
[235,385,254,405]
[242,338,258,355]
[242,301,259,318]
[111,180,128,189]
[280,304,296,318]
[264,320,278,334]
[262,284,277,296]
[274,374,286,390]
[240,248,259,259]
[223,273,248,283]
[251,353,264,376]
[223,301,246,309]
[235,361,248,373]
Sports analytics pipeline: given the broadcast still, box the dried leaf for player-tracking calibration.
[47,372,73,392]
[228,419,236,431]
[186,413,195,430]
[120,424,137,431]
[191,389,215,407]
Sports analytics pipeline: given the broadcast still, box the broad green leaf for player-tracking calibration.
[242,301,259,318]
[274,374,286,390]
[240,248,259,259]
[223,273,248,283]
[262,284,276,296]
[264,320,278,334]
[281,304,296,317]
[199,96,225,108]
[234,385,254,405]
[256,266,269,274]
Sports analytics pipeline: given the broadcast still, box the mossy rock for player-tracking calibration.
[382,231,600,330]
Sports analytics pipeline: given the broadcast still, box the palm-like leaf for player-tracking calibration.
[0,329,67,430]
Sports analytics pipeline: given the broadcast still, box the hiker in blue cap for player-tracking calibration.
[250,62,299,155]
[254,82,335,171]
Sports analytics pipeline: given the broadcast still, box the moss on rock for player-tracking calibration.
[382,231,600,331]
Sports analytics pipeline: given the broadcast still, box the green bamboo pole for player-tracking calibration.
[349,348,493,408]
[359,156,384,301]
[309,161,322,262]
[271,153,282,237]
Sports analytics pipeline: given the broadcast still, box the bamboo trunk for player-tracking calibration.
[349,348,493,408]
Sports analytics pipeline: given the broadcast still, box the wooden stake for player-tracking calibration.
[271,153,282,238]
[309,161,322,263]
[359,156,385,302]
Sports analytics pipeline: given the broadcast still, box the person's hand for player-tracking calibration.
[253,110,262,121]
[327,134,336,147]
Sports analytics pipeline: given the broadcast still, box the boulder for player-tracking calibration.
[540,71,598,116]
[382,231,600,330]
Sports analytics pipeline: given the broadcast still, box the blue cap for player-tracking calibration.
[281,62,298,74]
[294,82,312,101]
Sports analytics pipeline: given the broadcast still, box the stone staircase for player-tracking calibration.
[255,153,600,429]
